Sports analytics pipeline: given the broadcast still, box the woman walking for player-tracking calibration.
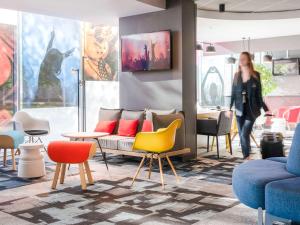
[230,52,269,159]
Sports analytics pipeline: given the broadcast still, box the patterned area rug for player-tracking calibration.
[101,155,243,185]
[0,158,79,191]
[0,155,243,191]
[0,177,239,225]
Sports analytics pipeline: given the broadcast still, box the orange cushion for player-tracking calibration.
[48,141,94,163]
[94,120,117,134]
[117,119,139,137]
[141,120,153,132]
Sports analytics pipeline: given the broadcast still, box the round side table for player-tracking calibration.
[18,143,46,178]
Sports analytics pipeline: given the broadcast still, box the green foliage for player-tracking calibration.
[255,63,277,96]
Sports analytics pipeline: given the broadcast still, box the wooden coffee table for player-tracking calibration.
[62,132,109,171]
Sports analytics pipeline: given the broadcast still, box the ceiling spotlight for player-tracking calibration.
[263,54,273,63]
[226,56,236,64]
[196,44,203,51]
[219,3,225,12]
[206,44,216,53]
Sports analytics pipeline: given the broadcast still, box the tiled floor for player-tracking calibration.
[0,130,293,225]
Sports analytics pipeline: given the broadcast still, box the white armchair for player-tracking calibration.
[13,111,50,144]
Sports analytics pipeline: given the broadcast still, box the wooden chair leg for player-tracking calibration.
[131,156,146,186]
[84,161,93,184]
[11,149,16,171]
[3,149,7,166]
[60,164,67,184]
[148,154,153,179]
[158,156,165,189]
[228,134,233,155]
[52,163,62,189]
[216,136,220,159]
[251,133,260,148]
[166,155,179,182]
[211,136,215,151]
[231,132,238,142]
[79,163,87,190]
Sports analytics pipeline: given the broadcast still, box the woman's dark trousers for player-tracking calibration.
[236,115,255,159]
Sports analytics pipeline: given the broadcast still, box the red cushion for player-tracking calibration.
[117,119,139,137]
[142,120,153,132]
[94,120,117,134]
[48,141,94,163]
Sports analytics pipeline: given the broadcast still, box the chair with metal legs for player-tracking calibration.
[13,111,50,151]
[131,119,182,189]
[197,111,233,158]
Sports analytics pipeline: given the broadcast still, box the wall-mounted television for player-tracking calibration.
[272,58,300,76]
[121,30,171,72]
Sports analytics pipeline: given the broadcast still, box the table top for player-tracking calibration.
[61,132,109,139]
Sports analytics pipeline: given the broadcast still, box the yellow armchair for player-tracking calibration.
[131,119,182,189]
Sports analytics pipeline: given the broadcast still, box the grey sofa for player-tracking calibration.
[97,108,190,158]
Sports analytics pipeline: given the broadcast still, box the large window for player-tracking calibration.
[0,8,119,141]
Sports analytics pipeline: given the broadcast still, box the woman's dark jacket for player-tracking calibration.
[230,72,269,119]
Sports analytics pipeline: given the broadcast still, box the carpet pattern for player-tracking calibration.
[0,158,79,191]
[0,177,239,225]
[94,155,243,185]
[0,155,242,191]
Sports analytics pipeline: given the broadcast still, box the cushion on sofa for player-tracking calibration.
[117,119,139,137]
[98,108,122,121]
[94,120,117,134]
[152,112,185,151]
[232,159,295,209]
[141,120,153,132]
[98,108,122,134]
[287,124,300,176]
[121,110,144,132]
[98,135,129,149]
[118,138,135,151]
[266,177,300,223]
[145,108,176,121]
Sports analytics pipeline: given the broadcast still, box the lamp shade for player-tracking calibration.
[196,44,203,51]
[263,54,272,62]
[206,45,216,53]
[226,57,236,64]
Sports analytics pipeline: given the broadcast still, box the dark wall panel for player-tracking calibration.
[119,0,197,158]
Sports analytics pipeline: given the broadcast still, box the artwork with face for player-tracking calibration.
[22,13,80,108]
[0,23,15,126]
[84,24,118,81]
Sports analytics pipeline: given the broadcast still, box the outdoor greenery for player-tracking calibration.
[255,63,277,96]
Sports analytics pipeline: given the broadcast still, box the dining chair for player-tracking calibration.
[197,111,233,158]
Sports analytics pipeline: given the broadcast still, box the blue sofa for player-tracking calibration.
[232,124,300,225]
